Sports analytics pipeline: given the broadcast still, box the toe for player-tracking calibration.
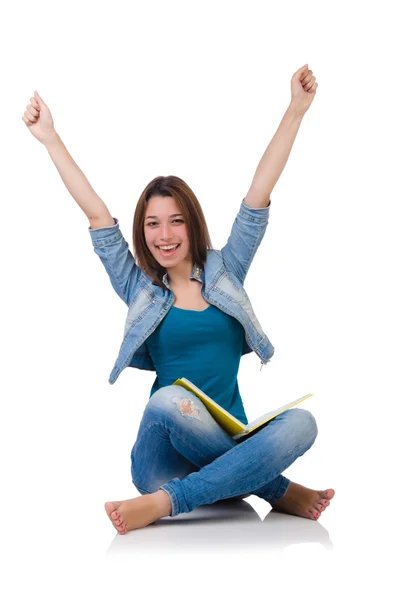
[104,502,115,517]
[309,508,321,520]
[104,501,121,518]
[322,489,335,501]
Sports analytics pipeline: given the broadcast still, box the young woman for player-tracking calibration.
[22,64,334,535]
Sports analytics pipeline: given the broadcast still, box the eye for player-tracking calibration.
[146,219,184,226]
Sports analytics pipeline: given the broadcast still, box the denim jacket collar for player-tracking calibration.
[161,263,203,289]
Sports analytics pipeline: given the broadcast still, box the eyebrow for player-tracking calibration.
[145,213,184,220]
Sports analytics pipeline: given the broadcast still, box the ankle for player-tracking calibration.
[153,489,172,517]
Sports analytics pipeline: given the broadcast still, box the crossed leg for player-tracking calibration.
[104,386,335,534]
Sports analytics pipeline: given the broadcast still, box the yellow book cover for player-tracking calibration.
[173,377,314,441]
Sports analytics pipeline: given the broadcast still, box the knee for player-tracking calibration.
[146,385,177,412]
[288,408,318,444]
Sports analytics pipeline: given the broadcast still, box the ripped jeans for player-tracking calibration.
[130,385,318,517]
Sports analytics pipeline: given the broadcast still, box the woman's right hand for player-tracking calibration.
[22,91,57,145]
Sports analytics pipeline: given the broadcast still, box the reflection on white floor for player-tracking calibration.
[106,496,333,555]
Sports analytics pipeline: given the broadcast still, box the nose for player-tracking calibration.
[159,223,173,240]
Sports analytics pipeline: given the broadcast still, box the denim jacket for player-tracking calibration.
[88,198,275,384]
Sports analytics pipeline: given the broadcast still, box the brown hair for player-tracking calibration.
[132,175,213,289]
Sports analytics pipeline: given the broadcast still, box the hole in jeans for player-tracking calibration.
[171,396,201,420]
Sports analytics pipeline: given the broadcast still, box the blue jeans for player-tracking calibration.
[130,385,318,517]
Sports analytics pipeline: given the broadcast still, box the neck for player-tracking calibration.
[166,259,194,287]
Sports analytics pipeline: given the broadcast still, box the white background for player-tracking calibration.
[2,0,396,597]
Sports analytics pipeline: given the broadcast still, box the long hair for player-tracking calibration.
[132,175,213,289]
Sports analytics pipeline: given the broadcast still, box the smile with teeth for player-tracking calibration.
[157,243,180,256]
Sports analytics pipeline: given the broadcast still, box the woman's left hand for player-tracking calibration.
[290,64,318,116]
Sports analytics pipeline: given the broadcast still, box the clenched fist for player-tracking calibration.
[22,91,57,144]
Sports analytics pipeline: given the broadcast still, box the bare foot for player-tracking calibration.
[104,490,172,534]
[270,481,335,520]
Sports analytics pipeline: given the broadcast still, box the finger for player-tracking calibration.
[30,96,40,109]
[293,64,308,80]
[23,110,36,123]
[26,104,39,117]
[304,77,316,91]
[301,69,313,84]
[303,75,315,88]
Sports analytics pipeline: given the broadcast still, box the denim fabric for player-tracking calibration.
[88,198,275,384]
[131,385,318,516]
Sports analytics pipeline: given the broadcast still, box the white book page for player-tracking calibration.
[246,395,312,431]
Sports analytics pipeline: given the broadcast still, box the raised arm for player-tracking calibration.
[22,90,141,304]
[222,66,318,283]
[221,198,271,285]
[22,90,114,227]
[244,64,318,209]
[44,132,114,229]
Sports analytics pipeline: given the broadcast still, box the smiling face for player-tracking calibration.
[144,195,191,270]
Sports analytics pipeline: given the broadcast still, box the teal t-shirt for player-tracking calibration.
[145,304,248,425]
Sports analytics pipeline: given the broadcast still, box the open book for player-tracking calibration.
[173,377,314,441]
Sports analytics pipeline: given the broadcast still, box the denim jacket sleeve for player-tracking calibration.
[88,218,142,306]
[220,198,271,285]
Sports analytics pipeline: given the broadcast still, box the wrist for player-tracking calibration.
[43,131,60,148]
[287,103,306,119]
